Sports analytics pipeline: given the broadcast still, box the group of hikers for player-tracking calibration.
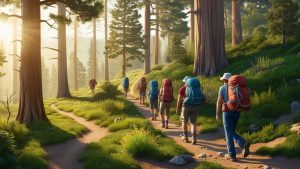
[122,73,251,162]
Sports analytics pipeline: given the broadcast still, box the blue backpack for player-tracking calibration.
[122,77,129,88]
[148,80,159,100]
[184,78,205,106]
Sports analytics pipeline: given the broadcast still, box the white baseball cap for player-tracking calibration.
[182,76,191,82]
[220,73,232,81]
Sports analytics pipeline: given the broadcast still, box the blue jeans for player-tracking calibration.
[223,111,245,158]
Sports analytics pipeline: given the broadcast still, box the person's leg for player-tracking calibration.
[165,103,171,129]
[190,106,198,144]
[160,102,165,127]
[232,112,245,147]
[154,100,158,120]
[223,112,237,159]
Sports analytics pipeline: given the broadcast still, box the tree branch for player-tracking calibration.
[43,47,60,52]
[41,20,58,30]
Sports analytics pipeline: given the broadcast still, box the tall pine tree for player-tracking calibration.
[68,52,87,89]
[106,0,145,77]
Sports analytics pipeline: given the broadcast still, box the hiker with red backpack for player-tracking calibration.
[179,77,205,144]
[216,73,251,162]
[138,77,147,104]
[89,78,97,94]
[159,79,174,129]
[148,80,159,120]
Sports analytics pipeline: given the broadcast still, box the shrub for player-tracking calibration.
[97,82,120,99]
[0,130,18,168]
[122,128,159,158]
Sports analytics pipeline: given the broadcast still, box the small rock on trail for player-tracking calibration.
[217,152,224,157]
[197,154,207,158]
[291,123,300,134]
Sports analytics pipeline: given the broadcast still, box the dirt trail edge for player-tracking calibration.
[127,97,300,169]
[45,104,109,169]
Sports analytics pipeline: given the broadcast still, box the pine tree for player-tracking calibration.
[87,38,101,80]
[169,34,187,61]
[106,0,145,76]
[267,0,299,45]
[41,58,50,98]
[68,52,87,89]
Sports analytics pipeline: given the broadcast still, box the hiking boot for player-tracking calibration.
[192,133,197,145]
[165,120,169,129]
[224,154,237,162]
[161,121,165,128]
[151,116,155,121]
[242,142,251,158]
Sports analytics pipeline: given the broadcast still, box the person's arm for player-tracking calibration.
[216,96,224,121]
[176,94,183,114]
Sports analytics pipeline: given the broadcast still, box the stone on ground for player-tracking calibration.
[217,152,224,157]
[263,165,271,169]
[180,155,194,163]
[291,101,300,113]
[169,156,186,166]
[197,154,207,158]
[291,123,300,134]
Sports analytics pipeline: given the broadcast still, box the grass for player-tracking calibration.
[257,134,300,158]
[195,161,232,169]
[0,99,87,169]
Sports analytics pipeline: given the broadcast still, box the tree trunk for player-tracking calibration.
[74,18,78,90]
[232,0,243,47]
[154,1,159,65]
[93,18,97,79]
[144,1,151,74]
[194,0,228,76]
[12,6,19,103]
[57,3,71,98]
[190,0,195,44]
[16,0,48,123]
[122,19,126,77]
[104,0,109,80]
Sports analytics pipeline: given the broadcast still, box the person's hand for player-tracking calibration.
[216,113,221,122]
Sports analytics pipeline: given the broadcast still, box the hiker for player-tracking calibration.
[176,76,191,142]
[138,77,147,104]
[216,73,251,162]
[89,78,97,94]
[159,78,174,129]
[148,80,159,120]
[122,76,129,97]
[179,77,205,144]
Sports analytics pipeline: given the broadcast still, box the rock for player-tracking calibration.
[208,154,213,157]
[291,101,300,113]
[243,167,249,169]
[263,165,271,169]
[249,124,260,132]
[197,154,207,158]
[179,155,194,163]
[169,156,186,166]
[291,123,300,134]
[200,146,205,149]
[217,152,224,157]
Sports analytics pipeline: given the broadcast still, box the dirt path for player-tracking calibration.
[127,97,300,169]
[45,105,109,169]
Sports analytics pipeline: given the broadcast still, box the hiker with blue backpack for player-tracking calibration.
[179,77,205,144]
[122,77,130,97]
[148,80,159,120]
[216,73,251,162]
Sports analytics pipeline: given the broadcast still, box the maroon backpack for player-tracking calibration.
[139,77,147,92]
[160,79,173,102]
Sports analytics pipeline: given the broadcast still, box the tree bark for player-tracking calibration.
[154,1,159,65]
[190,0,195,44]
[74,18,78,90]
[144,1,151,74]
[57,3,71,98]
[104,0,109,80]
[122,16,126,77]
[93,18,97,79]
[12,6,19,103]
[232,0,243,47]
[16,0,48,123]
[194,0,228,76]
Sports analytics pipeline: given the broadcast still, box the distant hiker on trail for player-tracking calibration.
[122,76,129,97]
[89,78,97,94]
[148,80,159,121]
[159,79,174,129]
[216,73,251,162]
[138,77,147,104]
[180,77,205,145]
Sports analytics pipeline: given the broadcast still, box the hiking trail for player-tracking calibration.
[127,96,300,169]
[45,104,109,169]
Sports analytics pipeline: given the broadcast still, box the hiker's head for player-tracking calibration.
[182,76,191,84]
[220,73,232,84]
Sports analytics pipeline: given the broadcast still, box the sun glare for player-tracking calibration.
[0,22,12,41]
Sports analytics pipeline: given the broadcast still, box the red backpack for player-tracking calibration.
[227,75,251,112]
[160,79,173,102]
[139,77,147,92]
